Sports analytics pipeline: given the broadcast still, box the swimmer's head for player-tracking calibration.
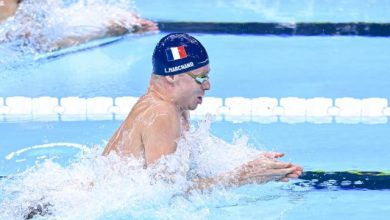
[152,33,209,76]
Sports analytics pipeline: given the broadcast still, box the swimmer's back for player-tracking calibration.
[102,94,180,159]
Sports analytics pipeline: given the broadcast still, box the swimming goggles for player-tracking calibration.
[186,72,209,85]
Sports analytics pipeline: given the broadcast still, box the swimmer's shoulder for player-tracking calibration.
[151,99,177,113]
[126,96,179,134]
[135,94,178,116]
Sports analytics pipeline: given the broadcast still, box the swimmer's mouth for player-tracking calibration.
[197,96,203,104]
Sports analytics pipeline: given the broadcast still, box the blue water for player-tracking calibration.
[137,0,390,22]
[1,121,390,175]
[1,35,389,98]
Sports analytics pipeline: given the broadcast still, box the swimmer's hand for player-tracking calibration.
[132,17,158,33]
[231,152,303,185]
[188,152,302,192]
[106,13,158,36]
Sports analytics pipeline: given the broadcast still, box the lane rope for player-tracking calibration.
[1,96,389,123]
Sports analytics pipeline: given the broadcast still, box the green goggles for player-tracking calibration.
[186,72,209,85]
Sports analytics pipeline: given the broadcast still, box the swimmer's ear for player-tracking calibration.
[165,75,176,84]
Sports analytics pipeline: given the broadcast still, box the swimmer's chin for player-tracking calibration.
[188,103,202,111]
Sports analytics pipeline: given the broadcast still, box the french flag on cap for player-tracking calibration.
[166,45,187,61]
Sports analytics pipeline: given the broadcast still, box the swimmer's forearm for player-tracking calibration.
[50,26,129,51]
[187,172,239,193]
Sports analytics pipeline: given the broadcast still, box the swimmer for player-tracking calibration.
[0,0,158,51]
[103,33,303,190]
[23,33,302,219]
[0,0,20,22]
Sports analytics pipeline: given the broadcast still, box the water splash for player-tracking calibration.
[0,0,140,70]
[0,117,304,219]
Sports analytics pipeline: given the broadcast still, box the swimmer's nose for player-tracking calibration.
[202,80,210,90]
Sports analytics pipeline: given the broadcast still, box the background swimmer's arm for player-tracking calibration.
[50,15,157,51]
[50,26,128,51]
[142,112,181,166]
[50,35,112,51]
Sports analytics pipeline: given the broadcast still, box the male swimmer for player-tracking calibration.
[103,33,303,190]
[23,33,302,219]
[0,0,158,51]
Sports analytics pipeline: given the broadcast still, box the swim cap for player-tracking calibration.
[152,33,209,76]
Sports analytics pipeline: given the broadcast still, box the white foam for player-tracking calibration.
[5,142,90,160]
[0,118,275,220]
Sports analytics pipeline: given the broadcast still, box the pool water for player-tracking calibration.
[1,0,390,219]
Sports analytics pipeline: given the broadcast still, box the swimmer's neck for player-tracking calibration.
[147,81,185,112]
[0,0,19,23]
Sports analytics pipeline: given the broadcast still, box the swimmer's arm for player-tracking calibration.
[50,30,127,51]
[186,168,259,192]
[187,173,237,193]
[142,111,181,166]
[102,123,124,156]
[50,15,157,51]
[187,154,303,192]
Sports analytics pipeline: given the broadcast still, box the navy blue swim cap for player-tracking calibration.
[152,33,209,76]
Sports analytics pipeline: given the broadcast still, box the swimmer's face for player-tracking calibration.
[173,65,210,111]
[0,0,20,21]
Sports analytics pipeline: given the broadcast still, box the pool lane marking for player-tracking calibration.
[5,142,90,160]
[158,21,390,37]
[298,171,390,190]
[1,96,389,123]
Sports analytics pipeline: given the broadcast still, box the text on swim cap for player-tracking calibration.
[164,62,194,73]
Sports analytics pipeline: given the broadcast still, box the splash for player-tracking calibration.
[0,117,303,219]
[0,0,144,70]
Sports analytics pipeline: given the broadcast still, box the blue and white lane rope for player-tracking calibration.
[0,96,389,124]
